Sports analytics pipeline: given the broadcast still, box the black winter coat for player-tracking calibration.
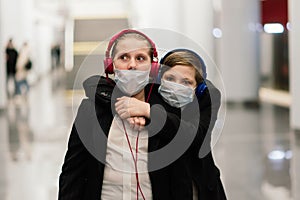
[58,75,226,200]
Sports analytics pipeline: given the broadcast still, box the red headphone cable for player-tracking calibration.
[120,83,154,200]
[122,120,146,200]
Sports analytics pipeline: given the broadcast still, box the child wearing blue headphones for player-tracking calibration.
[117,48,227,199]
[158,49,227,200]
[158,49,208,108]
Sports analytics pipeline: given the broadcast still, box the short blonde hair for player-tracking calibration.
[111,32,154,61]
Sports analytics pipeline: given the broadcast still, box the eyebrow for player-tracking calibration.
[117,51,149,57]
[182,77,193,81]
[136,52,149,57]
[165,73,191,80]
[165,73,175,77]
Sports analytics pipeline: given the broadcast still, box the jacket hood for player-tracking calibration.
[83,75,115,104]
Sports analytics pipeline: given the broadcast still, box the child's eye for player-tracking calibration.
[136,56,146,61]
[165,76,174,82]
[182,80,192,86]
[119,54,129,61]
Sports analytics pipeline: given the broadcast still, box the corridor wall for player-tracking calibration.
[289,0,300,130]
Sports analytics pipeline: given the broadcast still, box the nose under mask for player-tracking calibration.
[158,79,195,108]
[114,69,150,96]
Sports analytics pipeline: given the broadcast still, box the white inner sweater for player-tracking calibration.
[101,116,152,200]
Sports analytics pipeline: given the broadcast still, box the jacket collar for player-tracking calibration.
[83,75,115,105]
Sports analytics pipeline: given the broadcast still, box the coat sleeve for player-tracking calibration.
[148,104,178,134]
[58,99,96,200]
[58,124,90,200]
[191,86,221,157]
[148,85,221,156]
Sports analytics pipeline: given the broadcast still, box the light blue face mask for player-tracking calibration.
[114,69,150,96]
[158,79,195,108]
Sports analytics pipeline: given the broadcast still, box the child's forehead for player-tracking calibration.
[164,71,193,80]
[115,39,150,54]
[165,65,195,74]
[117,38,149,48]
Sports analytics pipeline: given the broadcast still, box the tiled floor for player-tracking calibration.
[214,103,299,200]
[0,71,299,200]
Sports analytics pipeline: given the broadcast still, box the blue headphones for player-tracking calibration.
[159,48,207,98]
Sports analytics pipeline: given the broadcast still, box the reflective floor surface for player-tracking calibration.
[0,70,300,200]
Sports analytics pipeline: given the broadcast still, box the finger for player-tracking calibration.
[115,106,124,116]
[129,118,135,125]
[115,99,130,115]
[126,107,131,118]
[115,97,128,105]
[119,110,130,119]
[118,96,128,100]
[118,112,125,119]
[129,117,138,131]
[115,107,121,116]
[116,96,125,101]
[137,117,145,131]
[115,103,120,111]
[133,117,139,125]
[115,103,122,113]
[139,117,146,126]
[115,101,121,108]
[136,117,145,131]
[117,96,129,104]
[115,100,124,108]
[126,118,134,128]
[136,117,146,125]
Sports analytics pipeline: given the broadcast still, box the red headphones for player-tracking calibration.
[103,29,159,78]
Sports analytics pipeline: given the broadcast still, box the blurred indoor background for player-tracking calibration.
[0,0,300,199]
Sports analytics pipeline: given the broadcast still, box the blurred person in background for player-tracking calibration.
[15,42,31,99]
[5,38,18,97]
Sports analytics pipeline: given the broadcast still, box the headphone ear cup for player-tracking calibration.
[195,82,207,98]
[103,58,114,74]
[150,61,160,80]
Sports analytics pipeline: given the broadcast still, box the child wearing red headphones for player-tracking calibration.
[58,29,179,200]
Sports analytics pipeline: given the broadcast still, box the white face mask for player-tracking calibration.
[158,79,195,108]
[114,69,150,96]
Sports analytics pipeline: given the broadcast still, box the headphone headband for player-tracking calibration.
[105,29,158,59]
[103,29,159,78]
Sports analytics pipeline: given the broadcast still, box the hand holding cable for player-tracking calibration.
[115,96,150,131]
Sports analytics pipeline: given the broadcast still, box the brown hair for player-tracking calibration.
[160,51,204,84]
